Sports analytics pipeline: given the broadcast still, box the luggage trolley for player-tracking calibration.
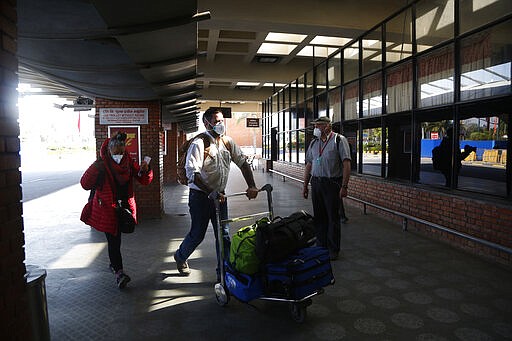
[213,184,325,323]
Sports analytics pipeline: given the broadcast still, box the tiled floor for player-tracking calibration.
[23,168,512,340]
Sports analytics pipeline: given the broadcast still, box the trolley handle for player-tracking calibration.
[222,183,273,198]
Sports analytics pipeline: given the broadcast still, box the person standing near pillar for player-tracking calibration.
[302,116,351,260]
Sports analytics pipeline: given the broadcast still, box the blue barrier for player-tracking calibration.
[421,140,496,160]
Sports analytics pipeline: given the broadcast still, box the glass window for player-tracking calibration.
[386,62,413,113]
[281,87,288,110]
[385,8,412,65]
[315,61,327,94]
[460,0,512,34]
[362,125,382,176]
[290,80,297,109]
[297,101,305,129]
[290,131,298,163]
[278,132,285,161]
[298,76,305,103]
[317,93,328,118]
[416,0,454,53]
[344,41,359,83]
[272,93,278,114]
[457,113,508,196]
[305,70,314,99]
[363,73,383,116]
[344,81,360,120]
[298,130,306,164]
[418,44,454,108]
[305,99,314,123]
[343,124,359,172]
[328,53,341,89]
[362,28,382,76]
[460,20,512,101]
[329,87,342,123]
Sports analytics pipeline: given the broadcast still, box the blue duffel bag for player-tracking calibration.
[264,246,335,300]
[224,261,263,302]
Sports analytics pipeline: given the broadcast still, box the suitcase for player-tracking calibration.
[264,246,335,300]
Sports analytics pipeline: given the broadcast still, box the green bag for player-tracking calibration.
[230,217,269,275]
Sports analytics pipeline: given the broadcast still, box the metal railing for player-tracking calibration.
[268,168,512,255]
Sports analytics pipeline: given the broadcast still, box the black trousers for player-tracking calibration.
[105,232,123,272]
[311,177,343,254]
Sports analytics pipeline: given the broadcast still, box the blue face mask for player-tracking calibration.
[209,122,225,135]
[111,154,123,164]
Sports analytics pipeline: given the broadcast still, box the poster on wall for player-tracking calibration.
[108,126,141,164]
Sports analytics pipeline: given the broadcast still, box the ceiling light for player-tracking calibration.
[265,32,307,43]
[263,83,286,87]
[236,81,260,87]
[257,43,297,55]
[310,36,352,46]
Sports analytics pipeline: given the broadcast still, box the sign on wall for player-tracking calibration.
[108,126,141,164]
[246,118,260,128]
[100,108,148,125]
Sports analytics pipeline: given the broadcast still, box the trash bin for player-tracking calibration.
[26,265,51,341]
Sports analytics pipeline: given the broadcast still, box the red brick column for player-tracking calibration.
[0,0,32,338]
[94,98,163,219]
[163,123,178,184]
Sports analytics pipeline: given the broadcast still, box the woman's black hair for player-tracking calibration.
[108,131,126,150]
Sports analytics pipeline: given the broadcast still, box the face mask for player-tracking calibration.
[313,127,322,138]
[211,122,225,136]
[111,154,123,164]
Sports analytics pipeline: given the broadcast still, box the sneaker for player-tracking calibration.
[174,253,191,276]
[116,271,131,289]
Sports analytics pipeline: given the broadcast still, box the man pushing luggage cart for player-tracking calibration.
[213,184,335,323]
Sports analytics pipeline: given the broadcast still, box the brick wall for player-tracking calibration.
[0,0,32,338]
[162,123,187,184]
[94,98,163,219]
[272,160,512,268]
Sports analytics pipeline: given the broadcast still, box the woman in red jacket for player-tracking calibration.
[80,132,153,288]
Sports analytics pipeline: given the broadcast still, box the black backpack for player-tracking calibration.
[256,210,317,263]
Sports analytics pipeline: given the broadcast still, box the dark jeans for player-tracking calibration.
[105,232,123,272]
[311,177,342,254]
[176,189,229,277]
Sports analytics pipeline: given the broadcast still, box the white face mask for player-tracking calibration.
[111,154,123,164]
[313,127,322,138]
[211,122,225,136]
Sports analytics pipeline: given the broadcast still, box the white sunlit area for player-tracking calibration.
[18,85,97,173]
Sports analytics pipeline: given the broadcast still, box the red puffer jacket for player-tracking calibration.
[80,139,153,235]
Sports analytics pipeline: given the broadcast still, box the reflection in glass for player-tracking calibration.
[460,20,512,101]
[298,130,306,164]
[418,45,454,107]
[362,29,382,76]
[362,127,382,176]
[460,0,512,34]
[328,53,341,89]
[416,0,454,52]
[329,88,342,123]
[385,8,412,65]
[363,73,382,116]
[316,61,327,94]
[344,81,359,120]
[290,131,298,163]
[386,62,412,113]
[344,41,359,83]
[305,70,314,99]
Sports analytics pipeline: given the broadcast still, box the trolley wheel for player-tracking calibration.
[290,302,307,323]
[214,283,230,306]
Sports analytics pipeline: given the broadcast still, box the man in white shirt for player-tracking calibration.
[174,108,259,280]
